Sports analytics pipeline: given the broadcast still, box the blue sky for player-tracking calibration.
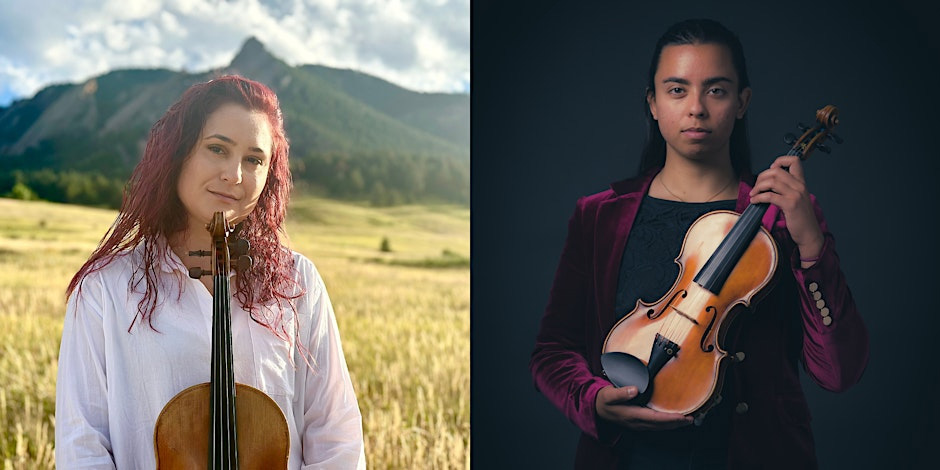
[0,0,469,107]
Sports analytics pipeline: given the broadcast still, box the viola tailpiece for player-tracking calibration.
[601,106,842,420]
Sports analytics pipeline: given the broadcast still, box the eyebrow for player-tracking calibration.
[662,76,734,86]
[204,134,268,157]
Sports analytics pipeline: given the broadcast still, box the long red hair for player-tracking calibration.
[67,75,302,339]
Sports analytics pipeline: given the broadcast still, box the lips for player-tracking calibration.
[208,189,239,202]
[681,127,711,139]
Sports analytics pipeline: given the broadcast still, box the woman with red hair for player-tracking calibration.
[55,75,365,468]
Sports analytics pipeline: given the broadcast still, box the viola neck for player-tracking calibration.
[210,262,239,468]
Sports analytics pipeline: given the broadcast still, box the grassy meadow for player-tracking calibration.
[0,196,469,469]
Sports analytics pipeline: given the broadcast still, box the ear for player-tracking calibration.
[736,87,752,119]
[646,88,658,120]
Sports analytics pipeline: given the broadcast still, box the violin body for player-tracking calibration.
[602,210,778,416]
[154,383,289,469]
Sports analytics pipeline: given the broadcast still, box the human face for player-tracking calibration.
[647,43,751,165]
[176,103,273,234]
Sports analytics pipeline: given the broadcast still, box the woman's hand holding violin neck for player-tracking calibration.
[595,385,694,431]
[749,155,825,266]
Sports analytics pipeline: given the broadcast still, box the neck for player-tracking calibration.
[650,154,737,202]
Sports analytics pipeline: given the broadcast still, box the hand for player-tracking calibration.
[595,385,694,431]
[749,155,824,265]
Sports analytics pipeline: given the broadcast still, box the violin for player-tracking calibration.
[154,212,289,468]
[601,106,841,419]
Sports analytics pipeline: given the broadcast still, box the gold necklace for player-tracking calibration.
[658,175,735,203]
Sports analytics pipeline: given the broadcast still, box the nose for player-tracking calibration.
[688,90,707,118]
[220,159,243,184]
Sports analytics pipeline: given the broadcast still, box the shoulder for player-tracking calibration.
[290,250,327,299]
[74,248,139,293]
[572,172,650,216]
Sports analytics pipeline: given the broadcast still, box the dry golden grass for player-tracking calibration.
[0,196,469,469]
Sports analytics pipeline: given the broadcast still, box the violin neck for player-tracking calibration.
[210,269,239,467]
[694,146,807,294]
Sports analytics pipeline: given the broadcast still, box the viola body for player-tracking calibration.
[154,383,289,469]
[602,210,778,416]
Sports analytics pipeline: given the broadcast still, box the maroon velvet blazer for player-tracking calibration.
[530,169,869,469]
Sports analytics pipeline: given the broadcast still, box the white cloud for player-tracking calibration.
[0,0,469,106]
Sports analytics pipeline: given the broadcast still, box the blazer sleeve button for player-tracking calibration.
[735,402,749,414]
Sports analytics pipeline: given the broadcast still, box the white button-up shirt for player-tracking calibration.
[55,242,365,469]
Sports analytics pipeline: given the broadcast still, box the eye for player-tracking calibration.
[667,87,685,95]
[245,156,264,166]
[708,87,727,96]
[208,144,225,155]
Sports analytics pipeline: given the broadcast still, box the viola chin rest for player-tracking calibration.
[601,351,651,400]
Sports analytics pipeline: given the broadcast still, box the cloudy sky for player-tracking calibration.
[0,0,469,107]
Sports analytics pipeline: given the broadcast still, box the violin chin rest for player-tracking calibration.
[601,352,650,394]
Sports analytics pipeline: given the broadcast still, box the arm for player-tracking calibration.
[531,199,694,442]
[54,274,116,469]
[529,198,618,442]
[300,266,365,470]
[788,204,870,392]
[751,155,869,392]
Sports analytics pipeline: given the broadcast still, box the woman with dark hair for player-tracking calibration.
[55,75,365,468]
[530,19,868,469]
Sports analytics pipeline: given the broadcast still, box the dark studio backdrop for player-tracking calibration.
[471,0,939,468]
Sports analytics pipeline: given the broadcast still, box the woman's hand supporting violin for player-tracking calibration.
[749,155,825,268]
[595,385,694,431]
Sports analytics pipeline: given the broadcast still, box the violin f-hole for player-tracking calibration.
[700,306,718,353]
[649,289,688,320]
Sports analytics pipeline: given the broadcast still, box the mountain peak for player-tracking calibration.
[229,36,276,70]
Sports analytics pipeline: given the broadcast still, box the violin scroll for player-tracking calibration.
[187,214,253,277]
[789,104,842,161]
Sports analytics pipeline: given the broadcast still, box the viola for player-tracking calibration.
[154,212,289,468]
[601,106,841,419]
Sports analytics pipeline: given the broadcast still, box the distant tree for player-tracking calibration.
[6,182,39,201]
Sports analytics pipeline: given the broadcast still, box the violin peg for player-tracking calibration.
[189,250,211,257]
[236,255,253,272]
[827,132,844,144]
[797,122,810,131]
[815,144,832,154]
[783,133,797,145]
[228,238,250,256]
[188,267,210,279]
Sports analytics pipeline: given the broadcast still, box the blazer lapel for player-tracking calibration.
[593,171,656,332]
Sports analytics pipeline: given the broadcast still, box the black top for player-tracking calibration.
[614,195,737,470]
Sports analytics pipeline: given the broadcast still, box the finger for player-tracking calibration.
[626,406,692,424]
[604,386,639,405]
[750,170,801,197]
[770,155,805,180]
[749,190,783,207]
